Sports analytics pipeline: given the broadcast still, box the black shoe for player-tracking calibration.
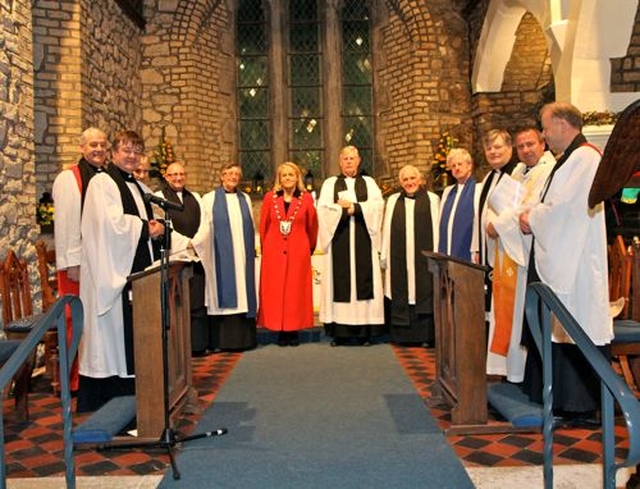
[192,349,208,358]
[553,411,600,429]
[278,332,288,347]
[289,332,299,346]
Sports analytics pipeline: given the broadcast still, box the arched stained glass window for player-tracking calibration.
[236,0,270,181]
[341,0,373,175]
[236,0,375,182]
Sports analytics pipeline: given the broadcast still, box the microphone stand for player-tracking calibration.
[99,201,227,480]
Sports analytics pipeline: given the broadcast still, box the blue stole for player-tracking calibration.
[212,187,257,318]
[438,177,475,261]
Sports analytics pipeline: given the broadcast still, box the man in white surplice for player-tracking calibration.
[78,131,165,413]
[317,146,385,346]
[486,127,555,382]
[519,102,612,414]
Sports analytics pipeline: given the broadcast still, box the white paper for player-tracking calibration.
[338,189,357,202]
[488,174,523,215]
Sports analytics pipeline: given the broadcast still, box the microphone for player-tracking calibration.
[144,193,184,212]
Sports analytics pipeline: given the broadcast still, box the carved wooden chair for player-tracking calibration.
[35,240,60,394]
[611,237,640,393]
[0,249,38,421]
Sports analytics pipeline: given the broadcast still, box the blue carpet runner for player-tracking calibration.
[159,343,474,488]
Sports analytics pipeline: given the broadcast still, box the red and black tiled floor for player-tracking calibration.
[1,342,633,481]
[394,345,631,468]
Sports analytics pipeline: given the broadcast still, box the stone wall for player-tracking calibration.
[141,0,234,193]
[0,0,41,312]
[467,4,555,172]
[611,3,640,93]
[376,1,473,185]
[33,0,144,197]
[0,0,38,259]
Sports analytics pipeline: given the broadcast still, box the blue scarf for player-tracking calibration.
[438,177,475,261]
[212,187,256,318]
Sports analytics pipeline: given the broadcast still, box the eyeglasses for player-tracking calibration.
[166,173,186,177]
[120,149,144,156]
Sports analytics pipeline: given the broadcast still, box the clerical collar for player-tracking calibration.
[402,189,423,200]
[80,157,104,174]
[115,166,136,182]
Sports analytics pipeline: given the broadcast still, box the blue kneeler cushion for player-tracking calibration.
[72,395,137,444]
[487,382,543,428]
[613,319,640,342]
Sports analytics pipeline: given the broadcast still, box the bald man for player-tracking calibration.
[52,127,108,393]
[155,163,209,355]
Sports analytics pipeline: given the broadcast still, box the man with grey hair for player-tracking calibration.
[519,102,612,421]
[317,145,385,346]
[52,127,108,394]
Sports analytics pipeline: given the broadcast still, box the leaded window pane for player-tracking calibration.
[356,148,373,176]
[290,118,322,149]
[237,25,267,54]
[290,0,318,21]
[240,151,272,182]
[343,86,372,116]
[291,87,321,117]
[343,53,371,85]
[239,87,268,118]
[342,0,369,21]
[240,120,270,150]
[343,21,370,52]
[237,56,268,88]
[290,54,320,85]
[290,24,319,52]
[237,0,266,23]
[343,117,372,148]
[290,149,323,178]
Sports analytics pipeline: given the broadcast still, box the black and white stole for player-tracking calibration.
[332,174,373,302]
[389,190,434,325]
[106,164,159,374]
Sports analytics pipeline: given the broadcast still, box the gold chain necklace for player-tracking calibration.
[274,191,302,236]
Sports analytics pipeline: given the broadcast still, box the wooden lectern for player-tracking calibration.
[129,261,198,438]
[424,252,490,434]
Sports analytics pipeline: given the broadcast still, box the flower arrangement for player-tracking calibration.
[432,130,456,186]
[36,192,54,225]
[583,110,619,126]
[149,128,176,180]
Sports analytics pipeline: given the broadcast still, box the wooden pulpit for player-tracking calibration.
[128,261,197,438]
[424,252,489,434]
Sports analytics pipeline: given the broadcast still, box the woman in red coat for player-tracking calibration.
[258,162,319,346]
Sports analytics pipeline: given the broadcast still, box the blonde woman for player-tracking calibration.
[258,162,318,346]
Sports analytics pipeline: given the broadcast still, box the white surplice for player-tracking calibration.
[52,169,82,270]
[380,191,440,302]
[317,175,384,325]
[79,174,150,379]
[191,190,254,316]
[528,146,613,345]
[488,152,556,381]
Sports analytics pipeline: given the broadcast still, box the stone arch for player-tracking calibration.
[473,0,638,111]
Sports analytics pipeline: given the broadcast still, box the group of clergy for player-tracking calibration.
[51,101,610,418]
[321,101,611,422]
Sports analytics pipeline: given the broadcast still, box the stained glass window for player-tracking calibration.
[236,0,271,181]
[235,0,376,182]
[288,0,323,178]
[341,0,374,175]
